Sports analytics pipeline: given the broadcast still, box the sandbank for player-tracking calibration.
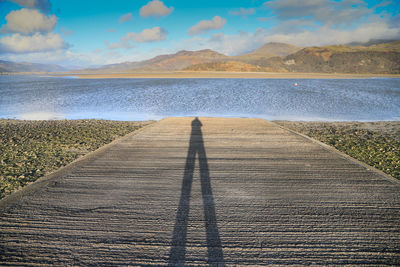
[55,71,400,79]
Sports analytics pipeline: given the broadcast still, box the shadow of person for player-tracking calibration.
[169,117,225,266]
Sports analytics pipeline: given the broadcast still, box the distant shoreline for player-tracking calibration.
[52,71,400,79]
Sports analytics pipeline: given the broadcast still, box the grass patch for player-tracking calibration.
[274,121,400,180]
[0,119,152,199]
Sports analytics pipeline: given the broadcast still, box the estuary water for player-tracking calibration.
[0,75,399,121]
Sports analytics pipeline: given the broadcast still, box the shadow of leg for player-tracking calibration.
[169,118,224,266]
[198,142,224,265]
[168,135,196,265]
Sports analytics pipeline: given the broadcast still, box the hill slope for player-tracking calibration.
[0,60,67,73]
[189,41,400,74]
[279,41,400,74]
[79,40,400,74]
[232,42,301,65]
[85,49,228,73]
[184,61,268,72]
[80,43,300,73]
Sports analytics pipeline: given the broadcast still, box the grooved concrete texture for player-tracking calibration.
[1,117,399,266]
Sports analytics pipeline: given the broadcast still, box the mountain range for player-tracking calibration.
[0,60,66,73]
[82,49,228,73]
[253,41,400,74]
[1,40,399,74]
[83,40,400,74]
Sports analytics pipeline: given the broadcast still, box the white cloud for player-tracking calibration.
[188,16,226,35]
[264,21,400,47]
[229,8,255,17]
[374,0,392,8]
[104,27,166,51]
[140,0,173,18]
[269,19,318,34]
[390,14,400,28]
[93,48,102,54]
[1,8,57,34]
[174,19,400,57]
[7,0,51,13]
[0,48,108,68]
[60,27,73,36]
[119,13,132,23]
[176,31,257,56]
[0,32,68,53]
[105,40,134,50]
[263,0,371,27]
[264,0,326,19]
[122,26,167,43]
[0,50,90,68]
[257,17,271,22]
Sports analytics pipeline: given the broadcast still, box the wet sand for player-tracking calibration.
[55,71,400,79]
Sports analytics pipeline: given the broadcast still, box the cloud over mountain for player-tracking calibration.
[188,16,226,35]
[122,26,167,43]
[0,32,68,53]
[264,0,374,27]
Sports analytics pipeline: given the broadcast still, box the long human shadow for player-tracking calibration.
[169,117,224,266]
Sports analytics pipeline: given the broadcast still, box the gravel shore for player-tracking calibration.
[0,119,152,199]
[274,121,400,180]
[1,119,398,199]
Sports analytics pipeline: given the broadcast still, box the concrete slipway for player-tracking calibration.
[1,117,399,265]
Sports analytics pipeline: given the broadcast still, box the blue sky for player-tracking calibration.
[0,0,399,67]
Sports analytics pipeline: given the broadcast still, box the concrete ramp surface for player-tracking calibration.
[1,117,399,265]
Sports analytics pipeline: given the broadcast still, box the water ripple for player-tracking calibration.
[0,76,399,121]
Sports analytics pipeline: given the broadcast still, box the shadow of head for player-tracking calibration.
[192,117,202,128]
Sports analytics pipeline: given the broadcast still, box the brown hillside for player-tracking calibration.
[282,43,400,74]
[184,61,270,72]
[250,42,301,56]
[232,42,301,64]
[79,40,400,74]
[82,49,228,73]
[143,49,228,71]
[0,60,66,73]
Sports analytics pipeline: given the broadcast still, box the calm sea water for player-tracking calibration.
[0,75,399,121]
